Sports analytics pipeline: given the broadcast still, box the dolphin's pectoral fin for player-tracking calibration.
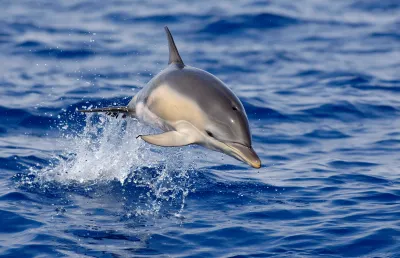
[138,131,195,147]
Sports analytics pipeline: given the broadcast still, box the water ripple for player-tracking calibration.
[199,12,299,34]
[0,0,399,257]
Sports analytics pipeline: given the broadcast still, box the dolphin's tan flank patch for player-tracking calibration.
[147,84,206,130]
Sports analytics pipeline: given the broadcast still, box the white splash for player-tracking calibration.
[31,113,198,216]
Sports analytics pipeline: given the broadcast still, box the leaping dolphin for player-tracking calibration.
[79,27,261,168]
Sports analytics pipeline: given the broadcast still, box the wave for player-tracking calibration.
[349,0,400,12]
[0,106,57,130]
[301,101,399,120]
[304,129,350,139]
[328,160,379,169]
[199,12,299,34]
[105,12,209,24]
[0,209,43,233]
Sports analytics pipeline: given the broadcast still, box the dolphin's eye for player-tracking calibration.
[206,130,214,138]
[232,106,238,111]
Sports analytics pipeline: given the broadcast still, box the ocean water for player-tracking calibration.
[1,0,400,257]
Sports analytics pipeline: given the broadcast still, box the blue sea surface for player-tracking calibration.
[1,0,400,257]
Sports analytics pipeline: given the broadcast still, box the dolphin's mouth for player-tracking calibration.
[224,142,261,169]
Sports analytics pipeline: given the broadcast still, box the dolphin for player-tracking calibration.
[79,27,261,168]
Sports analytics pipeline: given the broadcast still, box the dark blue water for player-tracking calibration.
[1,0,400,257]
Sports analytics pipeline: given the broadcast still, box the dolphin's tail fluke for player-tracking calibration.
[78,106,133,118]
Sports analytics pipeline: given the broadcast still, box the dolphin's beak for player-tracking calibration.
[224,142,261,168]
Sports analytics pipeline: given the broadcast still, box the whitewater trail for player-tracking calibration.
[23,114,198,217]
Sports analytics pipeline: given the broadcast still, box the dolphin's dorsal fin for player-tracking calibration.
[164,26,184,66]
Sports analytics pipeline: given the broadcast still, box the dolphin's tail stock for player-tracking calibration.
[78,106,134,118]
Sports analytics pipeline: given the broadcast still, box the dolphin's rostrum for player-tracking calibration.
[80,27,261,168]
